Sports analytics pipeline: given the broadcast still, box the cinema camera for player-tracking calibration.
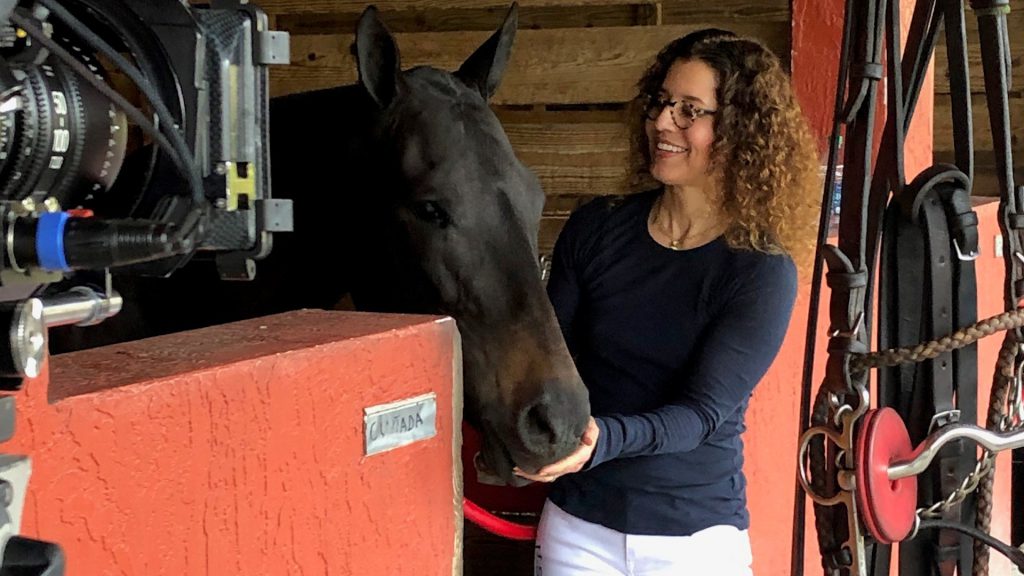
[0,1,291,572]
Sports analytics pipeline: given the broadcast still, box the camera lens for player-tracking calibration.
[0,28,127,207]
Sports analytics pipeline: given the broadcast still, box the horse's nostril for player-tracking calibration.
[514,380,590,461]
[522,402,558,448]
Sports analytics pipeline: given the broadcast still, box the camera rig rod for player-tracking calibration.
[38,285,120,329]
[0,285,119,381]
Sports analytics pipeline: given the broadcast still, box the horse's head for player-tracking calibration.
[352,4,590,483]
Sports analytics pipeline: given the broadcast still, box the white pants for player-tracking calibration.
[534,499,754,576]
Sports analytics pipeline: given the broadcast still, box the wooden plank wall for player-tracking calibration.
[258,0,791,260]
[933,2,1023,197]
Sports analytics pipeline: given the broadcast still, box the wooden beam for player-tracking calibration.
[259,0,786,17]
[661,0,788,25]
[507,122,630,196]
[494,115,648,254]
[539,215,569,255]
[933,93,1023,157]
[274,4,644,35]
[270,23,788,103]
[258,0,653,15]
[958,162,1024,197]
[933,8,1023,94]
[543,194,593,215]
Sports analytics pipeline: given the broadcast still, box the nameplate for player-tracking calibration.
[364,393,437,456]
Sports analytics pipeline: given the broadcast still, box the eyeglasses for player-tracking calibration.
[641,94,717,130]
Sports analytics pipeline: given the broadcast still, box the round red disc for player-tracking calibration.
[855,407,918,544]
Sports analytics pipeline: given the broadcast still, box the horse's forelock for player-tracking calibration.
[389,73,516,187]
[403,67,486,107]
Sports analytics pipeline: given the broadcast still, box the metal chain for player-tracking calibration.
[1007,359,1024,430]
[917,351,1024,521]
[916,451,997,520]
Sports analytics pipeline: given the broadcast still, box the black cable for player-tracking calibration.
[917,518,1024,569]
[34,0,202,207]
[7,10,205,253]
[7,12,199,207]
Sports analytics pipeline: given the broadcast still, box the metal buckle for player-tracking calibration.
[954,238,979,261]
[929,409,962,433]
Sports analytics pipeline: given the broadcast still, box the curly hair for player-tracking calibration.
[626,28,822,274]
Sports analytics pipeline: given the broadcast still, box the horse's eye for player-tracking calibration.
[411,200,452,228]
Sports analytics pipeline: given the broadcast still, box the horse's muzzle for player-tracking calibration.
[473,450,533,487]
[513,380,590,468]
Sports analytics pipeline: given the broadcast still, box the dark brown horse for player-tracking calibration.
[49,3,589,485]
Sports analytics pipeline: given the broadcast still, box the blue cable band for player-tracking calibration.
[36,211,69,271]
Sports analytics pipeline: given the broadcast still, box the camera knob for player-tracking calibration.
[0,298,45,381]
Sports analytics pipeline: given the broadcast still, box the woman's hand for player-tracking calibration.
[513,417,600,483]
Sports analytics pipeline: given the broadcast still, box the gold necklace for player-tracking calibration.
[650,195,721,251]
[650,197,692,250]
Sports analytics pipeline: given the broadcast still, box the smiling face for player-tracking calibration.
[644,58,719,189]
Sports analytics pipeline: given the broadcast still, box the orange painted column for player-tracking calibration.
[2,310,462,575]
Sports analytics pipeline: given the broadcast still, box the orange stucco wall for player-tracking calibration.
[4,310,462,575]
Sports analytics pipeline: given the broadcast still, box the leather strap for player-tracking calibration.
[811,2,886,572]
[878,168,978,576]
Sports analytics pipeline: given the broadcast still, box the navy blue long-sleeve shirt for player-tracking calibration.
[545,189,797,536]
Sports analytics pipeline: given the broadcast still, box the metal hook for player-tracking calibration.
[954,239,979,261]
[830,311,866,339]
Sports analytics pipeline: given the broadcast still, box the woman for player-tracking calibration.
[515,28,821,575]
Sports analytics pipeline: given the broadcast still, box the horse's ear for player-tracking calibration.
[356,5,401,108]
[455,2,518,100]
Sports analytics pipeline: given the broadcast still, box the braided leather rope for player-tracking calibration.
[852,308,1024,372]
